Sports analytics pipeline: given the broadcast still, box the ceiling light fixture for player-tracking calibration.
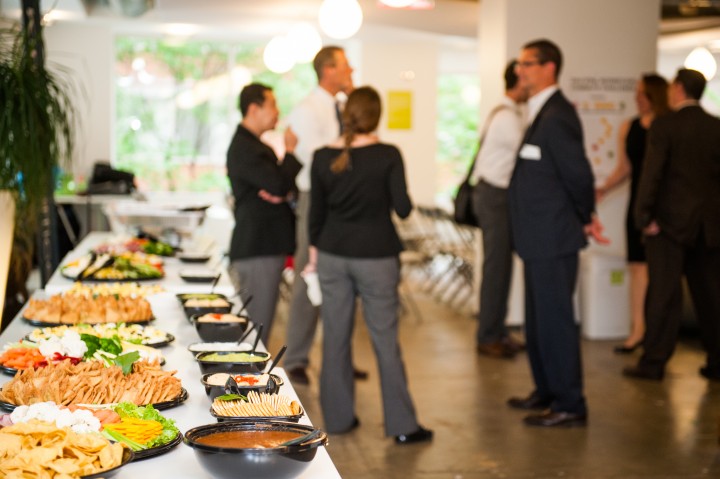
[287,23,323,63]
[318,0,363,39]
[684,46,717,80]
[263,35,296,74]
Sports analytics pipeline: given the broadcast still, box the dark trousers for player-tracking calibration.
[639,231,720,373]
[472,180,513,344]
[524,254,586,415]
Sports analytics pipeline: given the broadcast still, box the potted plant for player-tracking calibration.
[0,16,76,328]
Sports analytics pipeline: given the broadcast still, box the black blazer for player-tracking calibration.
[508,90,595,260]
[635,105,720,248]
[227,124,302,260]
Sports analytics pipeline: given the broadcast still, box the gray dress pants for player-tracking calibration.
[284,192,320,370]
[472,180,513,344]
[317,251,419,436]
[229,256,285,345]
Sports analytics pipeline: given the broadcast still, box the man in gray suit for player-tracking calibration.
[623,68,720,381]
[506,39,608,428]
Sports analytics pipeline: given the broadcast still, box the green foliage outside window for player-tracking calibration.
[114,37,315,191]
[436,74,479,203]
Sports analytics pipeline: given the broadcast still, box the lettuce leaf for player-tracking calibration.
[112,402,180,449]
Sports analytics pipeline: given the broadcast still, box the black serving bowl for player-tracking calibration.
[181,297,232,321]
[183,421,327,479]
[195,350,271,375]
[201,372,283,401]
[191,313,249,342]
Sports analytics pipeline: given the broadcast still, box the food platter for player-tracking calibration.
[61,252,164,282]
[24,325,174,347]
[210,405,304,423]
[0,387,189,413]
[132,431,184,461]
[22,316,154,328]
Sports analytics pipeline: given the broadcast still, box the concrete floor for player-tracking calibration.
[266,281,720,479]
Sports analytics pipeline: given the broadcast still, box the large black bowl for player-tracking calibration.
[182,298,233,321]
[191,313,249,342]
[195,350,271,375]
[201,372,283,401]
[183,421,327,479]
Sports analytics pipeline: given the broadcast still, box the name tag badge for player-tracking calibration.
[519,143,541,161]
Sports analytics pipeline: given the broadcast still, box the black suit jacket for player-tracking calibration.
[635,105,720,248]
[227,124,302,260]
[508,90,595,260]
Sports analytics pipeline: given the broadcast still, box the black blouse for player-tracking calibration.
[309,143,412,258]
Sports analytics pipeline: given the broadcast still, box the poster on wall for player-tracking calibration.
[387,91,412,130]
[567,77,636,185]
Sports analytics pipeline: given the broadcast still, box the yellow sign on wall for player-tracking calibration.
[387,91,412,130]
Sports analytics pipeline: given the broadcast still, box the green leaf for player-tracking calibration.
[215,393,246,401]
[114,351,140,375]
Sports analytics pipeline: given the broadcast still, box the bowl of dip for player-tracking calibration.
[192,313,249,342]
[184,420,328,479]
[180,295,232,321]
[195,350,271,374]
[201,372,283,400]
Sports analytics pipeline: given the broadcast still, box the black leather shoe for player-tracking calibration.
[395,426,433,445]
[287,367,310,385]
[523,411,587,428]
[614,340,642,354]
[507,393,552,410]
[622,365,663,381]
[353,367,369,380]
[699,366,720,381]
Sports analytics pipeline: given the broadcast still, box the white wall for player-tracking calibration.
[357,37,439,206]
[45,23,114,181]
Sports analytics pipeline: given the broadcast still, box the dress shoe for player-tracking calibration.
[613,340,642,354]
[699,366,720,381]
[353,367,369,380]
[507,393,552,410]
[622,365,663,381]
[502,335,526,353]
[477,341,515,359]
[395,426,433,445]
[329,417,361,435]
[287,367,310,385]
[523,411,587,428]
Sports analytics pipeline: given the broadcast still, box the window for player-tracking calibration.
[435,74,480,204]
[114,37,315,191]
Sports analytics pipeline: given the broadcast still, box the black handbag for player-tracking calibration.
[452,105,508,227]
[453,174,477,226]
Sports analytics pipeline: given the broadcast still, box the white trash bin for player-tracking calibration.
[579,251,630,339]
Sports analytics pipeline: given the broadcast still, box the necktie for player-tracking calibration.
[335,101,344,135]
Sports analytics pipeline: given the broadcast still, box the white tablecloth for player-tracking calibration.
[0,291,341,479]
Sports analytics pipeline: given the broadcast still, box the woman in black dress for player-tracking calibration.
[597,73,669,352]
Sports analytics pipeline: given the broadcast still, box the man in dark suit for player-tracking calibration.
[507,39,608,428]
[227,83,301,345]
[623,68,720,381]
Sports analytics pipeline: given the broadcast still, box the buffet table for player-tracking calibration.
[1,234,342,478]
[45,232,236,297]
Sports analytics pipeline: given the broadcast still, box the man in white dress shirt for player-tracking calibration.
[284,46,360,385]
[472,60,528,359]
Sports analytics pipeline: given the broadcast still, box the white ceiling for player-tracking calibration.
[0,0,480,40]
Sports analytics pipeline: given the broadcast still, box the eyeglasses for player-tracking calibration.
[516,60,543,68]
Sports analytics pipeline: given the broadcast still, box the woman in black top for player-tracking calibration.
[597,74,669,352]
[306,86,432,444]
